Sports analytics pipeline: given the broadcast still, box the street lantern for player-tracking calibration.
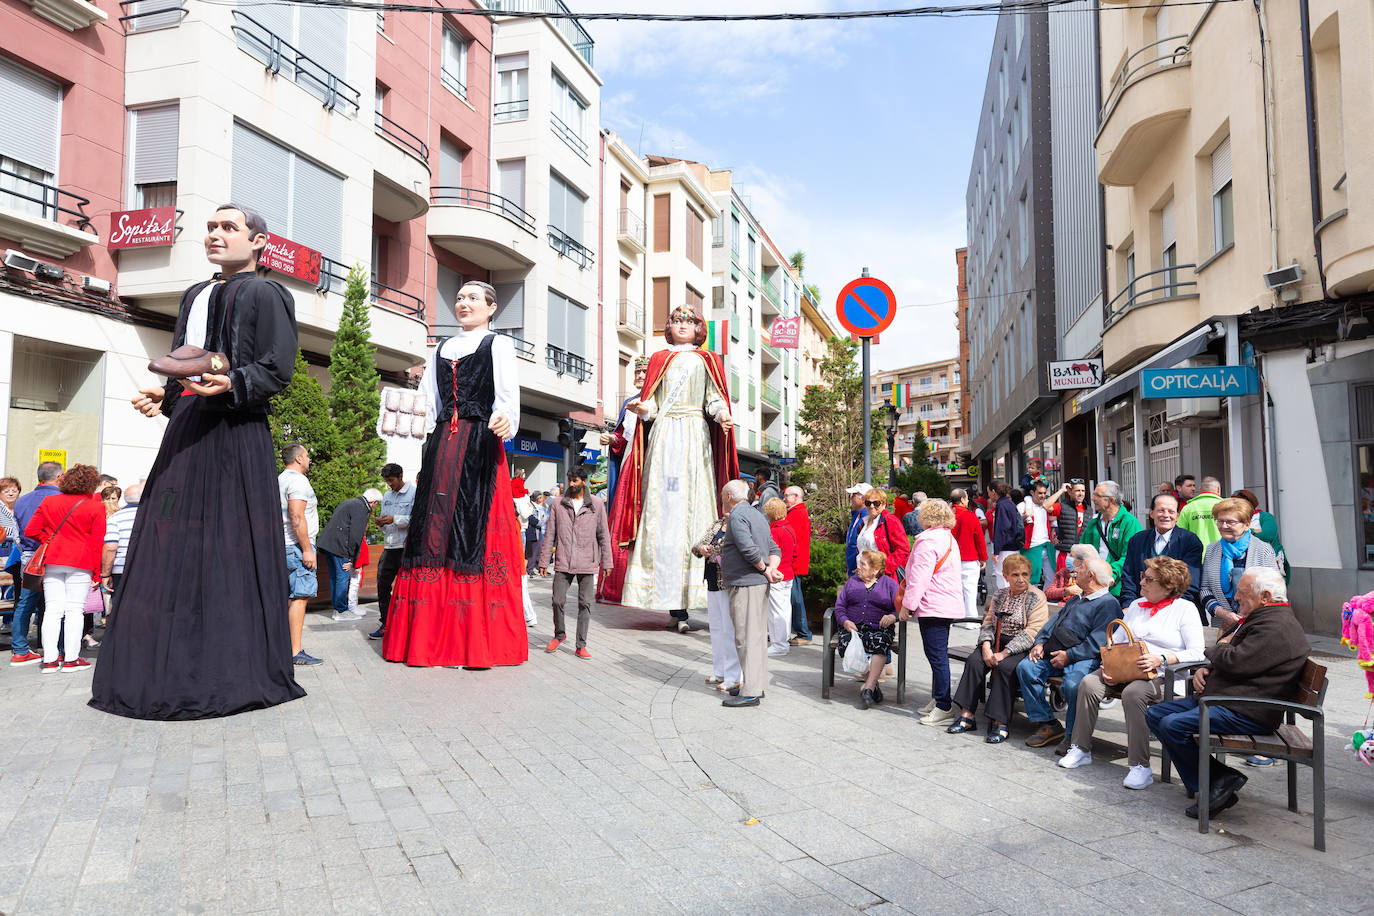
[883,400,899,487]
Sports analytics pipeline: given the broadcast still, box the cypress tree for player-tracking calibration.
[326,265,385,503]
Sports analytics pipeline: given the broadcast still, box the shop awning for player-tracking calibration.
[1077,322,1222,412]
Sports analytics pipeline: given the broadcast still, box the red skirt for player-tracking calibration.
[381,447,528,668]
[596,543,630,604]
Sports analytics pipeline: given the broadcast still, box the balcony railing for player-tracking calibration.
[712,225,724,247]
[374,111,429,162]
[1105,263,1198,325]
[761,275,780,306]
[617,298,643,331]
[762,383,782,410]
[550,113,588,159]
[616,208,645,248]
[487,0,594,67]
[430,186,536,235]
[547,225,594,269]
[0,166,93,232]
[429,327,536,362]
[317,258,424,320]
[231,11,361,116]
[546,344,591,382]
[764,433,785,454]
[118,0,185,32]
[494,99,529,122]
[1101,34,1191,126]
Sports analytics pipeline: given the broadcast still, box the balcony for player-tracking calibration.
[317,257,425,320]
[616,208,646,253]
[764,433,785,454]
[551,113,588,161]
[0,167,98,258]
[231,11,362,117]
[547,225,594,270]
[118,0,184,32]
[712,225,724,248]
[760,344,780,365]
[1102,263,1201,370]
[494,99,528,123]
[24,0,105,30]
[761,274,781,314]
[488,0,594,67]
[546,345,592,382]
[1096,36,1192,187]
[761,383,782,412]
[428,187,537,271]
[373,113,430,222]
[617,298,644,338]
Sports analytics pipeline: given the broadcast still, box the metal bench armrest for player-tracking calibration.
[1197,695,1324,721]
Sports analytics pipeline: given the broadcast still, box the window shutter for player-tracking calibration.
[493,282,524,331]
[0,57,61,175]
[498,159,525,210]
[567,298,587,356]
[652,277,669,331]
[290,153,343,257]
[496,53,528,72]
[132,105,180,185]
[653,193,670,251]
[685,207,696,265]
[547,290,567,350]
[549,174,566,232]
[241,0,293,44]
[297,5,348,85]
[439,137,464,189]
[230,123,291,242]
[1211,136,1232,193]
[436,264,462,331]
[564,182,585,242]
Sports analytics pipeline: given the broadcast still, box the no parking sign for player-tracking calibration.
[835,277,897,338]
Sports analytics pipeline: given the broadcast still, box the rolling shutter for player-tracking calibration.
[439,137,464,190]
[1211,136,1232,193]
[230,122,291,240]
[132,105,179,185]
[290,153,343,258]
[493,282,524,331]
[0,57,61,176]
[653,193,670,251]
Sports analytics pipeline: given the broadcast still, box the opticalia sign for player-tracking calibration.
[1140,366,1259,398]
[1047,358,1103,391]
[261,233,322,284]
[107,207,176,249]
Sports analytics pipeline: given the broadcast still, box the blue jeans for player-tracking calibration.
[10,585,43,655]
[1017,654,1097,737]
[1145,697,1268,793]
[790,577,812,640]
[918,619,953,710]
[319,549,351,614]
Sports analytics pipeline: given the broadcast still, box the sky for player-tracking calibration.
[586,1,997,371]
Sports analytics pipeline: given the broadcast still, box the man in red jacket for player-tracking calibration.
[950,488,987,619]
[783,486,813,645]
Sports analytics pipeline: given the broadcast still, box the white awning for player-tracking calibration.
[1077,322,1223,411]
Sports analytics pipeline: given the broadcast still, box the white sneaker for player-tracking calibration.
[919,706,955,726]
[331,609,366,621]
[1058,745,1093,769]
[676,620,690,634]
[1123,765,1154,789]
[767,645,789,657]
[918,698,937,715]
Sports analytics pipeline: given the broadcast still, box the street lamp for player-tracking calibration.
[883,400,899,487]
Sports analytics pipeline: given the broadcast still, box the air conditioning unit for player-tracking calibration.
[1165,356,1223,422]
[3,250,39,273]
[82,275,111,295]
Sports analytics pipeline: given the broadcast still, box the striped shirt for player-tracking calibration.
[104,505,138,574]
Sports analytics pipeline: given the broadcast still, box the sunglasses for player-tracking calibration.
[1069,478,1085,485]
[864,500,883,508]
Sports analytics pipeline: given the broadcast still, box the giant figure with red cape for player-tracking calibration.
[606,306,739,631]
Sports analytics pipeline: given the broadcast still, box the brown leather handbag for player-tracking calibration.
[1099,618,1156,683]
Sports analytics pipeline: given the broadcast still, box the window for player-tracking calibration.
[498,159,525,214]
[125,0,182,31]
[652,193,670,252]
[747,234,757,277]
[6,339,103,475]
[547,288,587,358]
[493,282,524,333]
[0,57,61,220]
[1356,383,1374,567]
[1211,136,1234,253]
[236,0,349,110]
[230,122,343,259]
[686,206,704,268]
[129,104,179,209]
[436,264,462,334]
[548,172,586,243]
[495,53,528,121]
[441,25,469,99]
[652,277,669,331]
[686,284,703,311]
[730,213,741,256]
[1018,193,1028,263]
[1312,18,1346,214]
[439,136,464,190]
[550,70,588,158]
[1124,247,1137,301]
[1160,197,1177,296]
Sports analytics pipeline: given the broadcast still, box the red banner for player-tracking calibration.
[261,233,322,284]
[107,207,176,249]
[768,316,801,349]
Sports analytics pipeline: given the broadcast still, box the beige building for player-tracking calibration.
[869,359,964,477]
[797,285,838,393]
[1082,0,1374,632]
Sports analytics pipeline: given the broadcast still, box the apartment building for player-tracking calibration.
[797,285,837,389]
[954,247,971,452]
[1078,0,1374,631]
[870,360,964,478]
[601,130,649,410]
[964,2,1103,490]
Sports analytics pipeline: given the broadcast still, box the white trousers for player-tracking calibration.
[768,580,791,652]
[42,565,91,663]
[707,589,741,682]
[961,561,982,619]
[347,571,362,612]
[992,553,1010,590]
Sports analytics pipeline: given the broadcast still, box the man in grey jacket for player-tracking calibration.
[538,466,613,658]
[316,488,382,622]
[720,479,783,707]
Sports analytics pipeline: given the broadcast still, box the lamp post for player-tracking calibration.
[883,400,898,487]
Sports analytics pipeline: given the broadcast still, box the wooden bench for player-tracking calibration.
[821,608,907,703]
[1197,659,1329,849]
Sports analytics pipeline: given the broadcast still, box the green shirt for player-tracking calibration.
[1080,507,1145,596]
[1177,493,1222,550]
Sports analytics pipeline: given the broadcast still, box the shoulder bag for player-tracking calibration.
[22,500,82,592]
[1098,618,1156,683]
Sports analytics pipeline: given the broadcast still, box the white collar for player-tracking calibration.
[667,343,695,352]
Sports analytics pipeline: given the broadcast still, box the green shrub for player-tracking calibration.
[806,538,849,612]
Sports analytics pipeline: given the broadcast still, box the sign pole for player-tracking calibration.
[860,267,872,487]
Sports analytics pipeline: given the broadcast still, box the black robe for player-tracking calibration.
[90,271,307,719]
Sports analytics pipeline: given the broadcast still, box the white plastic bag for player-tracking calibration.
[841,630,869,677]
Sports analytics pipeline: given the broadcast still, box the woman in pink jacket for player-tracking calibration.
[900,499,964,727]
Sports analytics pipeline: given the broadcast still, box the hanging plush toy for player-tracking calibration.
[1343,599,1357,650]
[1349,729,1374,768]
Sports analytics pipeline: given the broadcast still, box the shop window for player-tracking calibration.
[6,338,103,475]
[1355,383,1374,567]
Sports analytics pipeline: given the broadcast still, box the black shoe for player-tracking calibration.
[1185,791,1240,820]
[872,685,884,705]
[722,695,760,707]
[946,715,977,734]
[1209,770,1248,807]
[861,688,874,709]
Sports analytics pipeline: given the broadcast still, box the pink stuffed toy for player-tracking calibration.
[1350,592,1374,699]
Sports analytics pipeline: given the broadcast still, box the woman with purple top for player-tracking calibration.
[836,549,899,709]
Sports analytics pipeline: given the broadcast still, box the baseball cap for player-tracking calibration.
[845,482,873,495]
[364,488,384,503]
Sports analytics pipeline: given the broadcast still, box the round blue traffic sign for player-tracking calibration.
[835,277,897,337]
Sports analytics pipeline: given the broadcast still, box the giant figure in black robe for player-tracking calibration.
[90,271,307,719]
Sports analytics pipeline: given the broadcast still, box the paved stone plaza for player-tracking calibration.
[2,579,1372,914]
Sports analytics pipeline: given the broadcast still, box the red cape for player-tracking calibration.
[608,347,740,550]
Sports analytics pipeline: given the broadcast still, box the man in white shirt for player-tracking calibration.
[1019,481,1055,588]
[371,462,414,640]
[279,443,322,666]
